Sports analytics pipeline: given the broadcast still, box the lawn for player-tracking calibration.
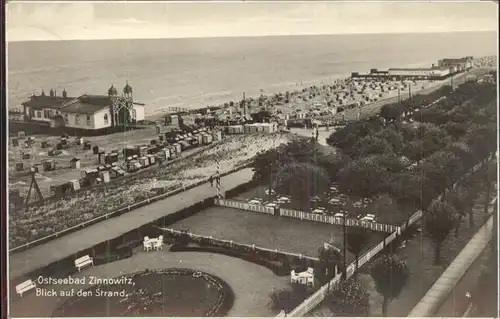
[169,206,386,262]
[234,185,411,226]
[52,268,234,317]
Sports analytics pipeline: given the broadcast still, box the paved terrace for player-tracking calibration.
[9,168,254,279]
[10,250,289,317]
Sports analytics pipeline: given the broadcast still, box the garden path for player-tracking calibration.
[10,250,289,317]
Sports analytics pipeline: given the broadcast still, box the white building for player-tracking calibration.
[388,67,450,78]
[22,83,145,131]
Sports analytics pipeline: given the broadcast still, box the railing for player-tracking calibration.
[213,199,398,233]
[161,228,319,262]
[215,199,275,215]
[279,208,398,233]
[282,158,491,317]
[9,163,252,254]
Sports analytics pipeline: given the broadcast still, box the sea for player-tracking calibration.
[7,31,497,117]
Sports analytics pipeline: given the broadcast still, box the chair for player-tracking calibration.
[143,241,153,252]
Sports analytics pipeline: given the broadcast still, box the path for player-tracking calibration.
[9,168,254,279]
[9,250,289,317]
[407,198,496,317]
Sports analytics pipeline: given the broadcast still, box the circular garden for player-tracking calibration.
[53,268,234,317]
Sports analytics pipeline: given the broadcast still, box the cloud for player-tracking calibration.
[6,1,498,42]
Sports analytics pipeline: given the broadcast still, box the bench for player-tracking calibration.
[75,255,94,271]
[16,279,36,297]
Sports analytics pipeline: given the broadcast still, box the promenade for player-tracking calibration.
[9,168,254,279]
[408,197,496,317]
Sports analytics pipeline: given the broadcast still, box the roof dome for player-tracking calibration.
[108,85,118,96]
[123,81,133,94]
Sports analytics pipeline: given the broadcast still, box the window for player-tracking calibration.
[36,111,42,118]
[64,114,69,124]
[86,115,91,126]
[75,114,80,125]
[104,114,109,125]
[43,110,49,118]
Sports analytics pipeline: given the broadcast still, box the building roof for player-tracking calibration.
[22,95,75,110]
[60,95,111,115]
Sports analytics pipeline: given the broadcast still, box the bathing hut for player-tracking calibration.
[15,162,24,172]
[76,137,83,145]
[70,158,81,169]
[93,146,100,154]
[83,141,92,150]
[43,160,56,171]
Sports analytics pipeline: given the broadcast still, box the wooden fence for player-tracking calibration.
[215,198,275,215]
[160,228,319,262]
[283,158,491,317]
[213,199,398,233]
[279,208,398,233]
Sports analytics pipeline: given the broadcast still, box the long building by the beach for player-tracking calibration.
[351,56,474,80]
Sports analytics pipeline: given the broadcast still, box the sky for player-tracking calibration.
[6,1,499,42]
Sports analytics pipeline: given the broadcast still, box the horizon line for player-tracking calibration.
[7,29,497,43]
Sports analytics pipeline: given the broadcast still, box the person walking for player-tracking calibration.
[209,176,214,187]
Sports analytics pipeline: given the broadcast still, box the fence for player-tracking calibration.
[279,208,398,233]
[161,228,319,262]
[10,163,252,254]
[282,158,491,317]
[212,200,398,233]
[215,199,275,215]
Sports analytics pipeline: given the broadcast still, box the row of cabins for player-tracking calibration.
[225,122,278,134]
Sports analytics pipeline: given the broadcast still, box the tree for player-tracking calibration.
[326,118,383,153]
[351,136,393,158]
[444,186,472,237]
[374,126,404,153]
[370,254,409,316]
[424,199,458,264]
[389,171,427,210]
[380,103,403,123]
[326,278,370,316]
[482,160,497,216]
[274,162,330,201]
[346,228,370,274]
[268,283,310,313]
[338,157,391,198]
[315,245,343,285]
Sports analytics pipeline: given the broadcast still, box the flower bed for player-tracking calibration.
[53,268,234,317]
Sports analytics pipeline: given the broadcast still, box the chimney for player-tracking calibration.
[62,89,67,99]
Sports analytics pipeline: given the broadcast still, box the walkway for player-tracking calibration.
[9,168,254,279]
[408,198,496,317]
[9,250,289,317]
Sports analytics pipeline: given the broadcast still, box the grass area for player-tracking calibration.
[9,133,294,248]
[234,185,412,225]
[52,268,234,317]
[311,191,494,317]
[169,206,386,261]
